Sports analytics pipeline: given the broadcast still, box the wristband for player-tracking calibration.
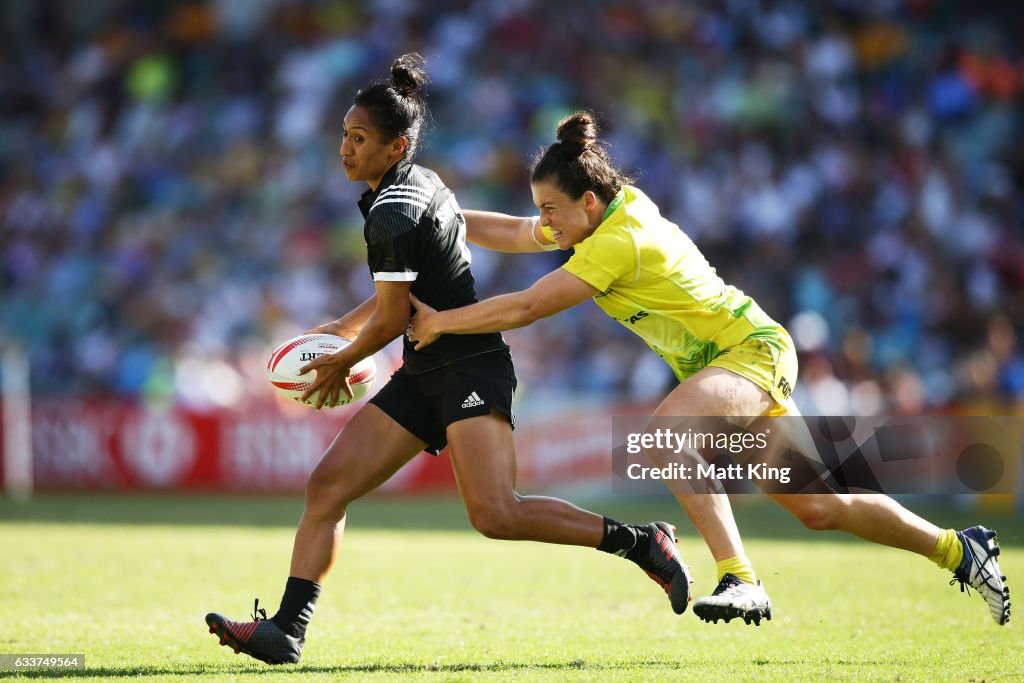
[530,216,559,251]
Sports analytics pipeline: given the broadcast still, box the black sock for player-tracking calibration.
[596,517,643,558]
[271,577,322,639]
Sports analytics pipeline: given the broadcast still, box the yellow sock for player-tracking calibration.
[929,529,963,571]
[716,556,756,585]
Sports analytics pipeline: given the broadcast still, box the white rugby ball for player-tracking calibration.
[266,334,376,408]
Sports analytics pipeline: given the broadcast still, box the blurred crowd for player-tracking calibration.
[1,0,1022,415]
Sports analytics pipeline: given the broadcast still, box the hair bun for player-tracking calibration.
[390,53,428,98]
[556,112,598,159]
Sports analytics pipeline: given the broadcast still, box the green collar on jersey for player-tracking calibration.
[601,189,626,223]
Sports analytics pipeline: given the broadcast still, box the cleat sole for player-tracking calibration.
[694,602,772,627]
[956,526,1011,626]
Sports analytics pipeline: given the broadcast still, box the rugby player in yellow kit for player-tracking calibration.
[409,112,1009,626]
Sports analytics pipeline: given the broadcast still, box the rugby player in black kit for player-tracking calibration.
[204,54,692,665]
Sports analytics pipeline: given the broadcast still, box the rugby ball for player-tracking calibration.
[266,334,376,408]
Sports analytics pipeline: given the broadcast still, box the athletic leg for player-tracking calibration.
[767,400,1010,624]
[446,409,598,544]
[446,409,692,613]
[650,368,773,564]
[654,367,774,624]
[206,403,427,663]
[760,399,939,551]
[290,403,428,581]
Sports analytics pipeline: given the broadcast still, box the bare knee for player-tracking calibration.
[466,498,523,540]
[303,465,355,523]
[786,494,849,531]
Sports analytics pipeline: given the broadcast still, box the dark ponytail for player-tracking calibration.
[531,112,632,205]
[353,53,430,158]
[389,53,425,97]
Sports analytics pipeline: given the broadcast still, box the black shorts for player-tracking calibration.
[369,349,517,454]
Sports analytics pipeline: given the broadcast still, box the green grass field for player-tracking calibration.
[0,494,1020,682]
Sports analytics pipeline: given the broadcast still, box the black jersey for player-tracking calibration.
[358,159,507,374]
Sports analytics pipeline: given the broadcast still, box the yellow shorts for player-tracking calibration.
[707,327,799,416]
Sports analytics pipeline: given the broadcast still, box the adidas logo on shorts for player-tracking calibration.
[461,391,485,408]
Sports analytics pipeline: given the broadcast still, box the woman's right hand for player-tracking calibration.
[299,352,354,409]
[408,295,443,349]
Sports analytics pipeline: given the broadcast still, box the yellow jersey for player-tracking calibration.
[562,185,787,385]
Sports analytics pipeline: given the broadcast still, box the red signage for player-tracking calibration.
[0,398,614,493]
